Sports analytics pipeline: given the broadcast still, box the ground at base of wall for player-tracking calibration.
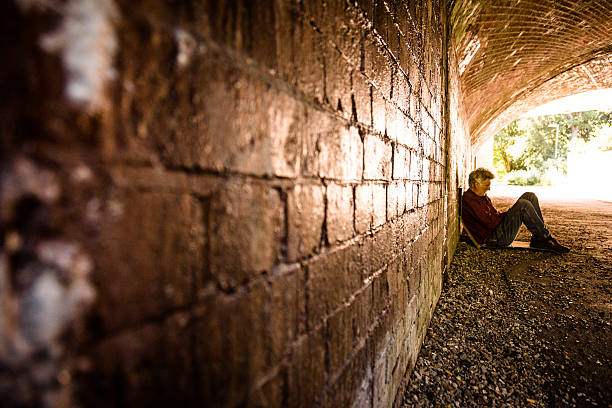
[401,196,611,407]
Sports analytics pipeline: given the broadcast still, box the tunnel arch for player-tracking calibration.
[451,0,612,147]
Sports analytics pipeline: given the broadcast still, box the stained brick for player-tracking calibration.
[9,0,462,406]
[302,111,363,181]
[371,87,387,135]
[409,150,423,181]
[305,244,363,328]
[372,183,387,228]
[353,71,373,126]
[417,182,429,207]
[269,264,301,364]
[392,144,408,180]
[194,281,267,407]
[327,183,355,243]
[324,342,371,408]
[386,182,398,221]
[324,41,353,120]
[209,179,284,289]
[288,329,327,408]
[161,313,196,406]
[89,324,163,407]
[364,133,392,181]
[97,191,204,331]
[288,183,325,261]
[151,54,303,177]
[355,183,373,234]
[397,180,407,215]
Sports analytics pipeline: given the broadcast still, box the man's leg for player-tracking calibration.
[485,196,550,247]
[518,192,544,222]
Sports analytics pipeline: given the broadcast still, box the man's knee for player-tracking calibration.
[521,192,537,201]
[517,198,534,211]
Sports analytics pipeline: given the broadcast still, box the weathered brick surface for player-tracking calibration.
[326,182,355,244]
[208,179,285,289]
[0,0,475,407]
[288,183,325,261]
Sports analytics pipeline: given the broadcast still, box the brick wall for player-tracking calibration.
[1,1,469,407]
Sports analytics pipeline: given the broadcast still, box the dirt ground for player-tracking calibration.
[403,187,612,407]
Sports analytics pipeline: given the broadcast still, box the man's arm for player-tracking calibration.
[462,194,502,229]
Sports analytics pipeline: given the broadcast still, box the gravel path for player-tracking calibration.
[402,192,612,407]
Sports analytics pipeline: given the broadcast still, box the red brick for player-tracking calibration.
[386,106,408,146]
[159,194,205,310]
[326,183,355,243]
[194,281,267,407]
[355,183,373,234]
[209,179,284,289]
[392,69,410,113]
[404,181,414,211]
[327,305,353,376]
[372,183,387,228]
[410,150,423,181]
[372,269,389,318]
[302,110,363,181]
[323,342,371,408]
[288,329,326,408]
[371,86,387,135]
[324,41,353,121]
[161,312,196,405]
[305,244,363,328]
[96,191,203,331]
[90,324,163,407]
[386,182,398,221]
[364,133,392,181]
[392,144,408,180]
[292,18,326,102]
[149,52,304,177]
[269,264,301,364]
[249,370,285,408]
[365,39,392,96]
[353,71,373,126]
[368,223,395,274]
[373,0,390,48]
[372,309,393,363]
[417,182,429,207]
[288,183,325,261]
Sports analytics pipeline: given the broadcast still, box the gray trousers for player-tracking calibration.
[485,192,550,247]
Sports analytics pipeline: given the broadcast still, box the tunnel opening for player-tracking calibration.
[473,89,612,202]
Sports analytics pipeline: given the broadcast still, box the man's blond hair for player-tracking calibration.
[468,168,495,188]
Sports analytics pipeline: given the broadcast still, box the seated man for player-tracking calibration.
[462,168,569,253]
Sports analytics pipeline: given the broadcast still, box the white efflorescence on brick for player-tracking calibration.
[37,0,118,112]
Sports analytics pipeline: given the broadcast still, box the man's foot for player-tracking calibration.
[550,237,570,253]
[530,236,570,254]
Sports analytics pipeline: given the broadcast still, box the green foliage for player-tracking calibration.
[493,110,612,185]
[505,169,541,186]
[493,121,528,175]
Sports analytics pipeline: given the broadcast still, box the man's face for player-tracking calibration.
[473,178,491,196]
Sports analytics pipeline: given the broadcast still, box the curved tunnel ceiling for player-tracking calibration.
[451,0,612,146]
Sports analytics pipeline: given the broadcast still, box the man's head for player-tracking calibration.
[468,168,495,196]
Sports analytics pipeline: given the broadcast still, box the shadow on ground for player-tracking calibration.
[402,193,612,407]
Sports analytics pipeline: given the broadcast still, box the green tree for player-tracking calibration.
[493,120,528,175]
[493,110,612,180]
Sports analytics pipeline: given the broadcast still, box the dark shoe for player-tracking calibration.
[530,236,570,254]
[530,237,556,252]
[550,237,570,253]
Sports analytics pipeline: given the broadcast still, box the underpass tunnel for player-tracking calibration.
[1,1,611,407]
[452,0,612,150]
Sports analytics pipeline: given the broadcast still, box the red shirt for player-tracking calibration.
[461,189,504,244]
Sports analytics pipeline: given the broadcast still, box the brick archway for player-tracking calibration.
[452,0,612,146]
